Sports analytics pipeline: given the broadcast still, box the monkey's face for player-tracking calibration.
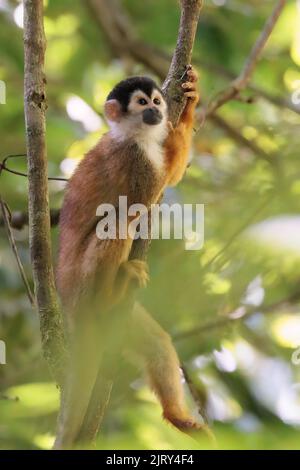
[126,89,167,126]
[104,76,168,142]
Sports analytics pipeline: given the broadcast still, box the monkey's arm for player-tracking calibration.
[164,67,199,187]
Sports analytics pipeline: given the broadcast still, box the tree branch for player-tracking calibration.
[204,0,287,117]
[182,365,209,425]
[162,0,203,125]
[86,0,169,78]
[174,289,300,342]
[23,0,65,383]
[0,208,60,230]
[0,153,67,182]
[209,113,273,164]
[193,57,300,116]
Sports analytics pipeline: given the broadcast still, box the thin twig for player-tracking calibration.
[0,208,60,230]
[0,197,35,307]
[204,0,287,117]
[174,289,300,341]
[1,166,68,182]
[0,394,19,402]
[192,57,300,116]
[202,191,274,271]
[182,365,209,425]
[208,113,274,164]
[0,154,68,182]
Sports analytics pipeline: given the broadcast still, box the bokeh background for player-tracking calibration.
[1,0,300,450]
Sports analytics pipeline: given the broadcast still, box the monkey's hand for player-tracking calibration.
[181,65,199,103]
[166,65,199,135]
[164,65,199,187]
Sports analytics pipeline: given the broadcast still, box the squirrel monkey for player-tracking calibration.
[55,67,201,447]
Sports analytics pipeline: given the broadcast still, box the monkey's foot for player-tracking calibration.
[182,65,199,102]
[122,259,149,288]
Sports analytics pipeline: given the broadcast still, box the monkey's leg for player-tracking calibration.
[127,303,202,434]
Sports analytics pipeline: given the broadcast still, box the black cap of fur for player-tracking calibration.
[106,76,161,113]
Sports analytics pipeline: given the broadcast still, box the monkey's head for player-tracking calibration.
[104,76,168,141]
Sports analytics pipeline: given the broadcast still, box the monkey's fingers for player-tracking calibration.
[183,90,199,102]
[186,66,198,83]
[182,81,196,92]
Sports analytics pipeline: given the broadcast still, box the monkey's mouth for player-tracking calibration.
[142,108,163,125]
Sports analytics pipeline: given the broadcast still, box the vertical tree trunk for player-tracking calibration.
[23,0,65,382]
[162,0,203,125]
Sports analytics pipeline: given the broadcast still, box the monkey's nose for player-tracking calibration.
[142,107,162,125]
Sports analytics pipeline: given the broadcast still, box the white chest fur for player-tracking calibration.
[133,119,168,173]
[109,118,168,173]
[136,135,165,172]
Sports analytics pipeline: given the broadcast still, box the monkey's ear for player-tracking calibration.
[104,99,122,122]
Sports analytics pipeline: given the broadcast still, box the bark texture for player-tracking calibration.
[24,0,65,382]
[162,0,203,125]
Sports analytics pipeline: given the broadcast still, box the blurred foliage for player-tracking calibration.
[1,0,300,450]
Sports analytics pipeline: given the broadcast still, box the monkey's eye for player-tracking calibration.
[153,98,161,105]
[138,98,147,105]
